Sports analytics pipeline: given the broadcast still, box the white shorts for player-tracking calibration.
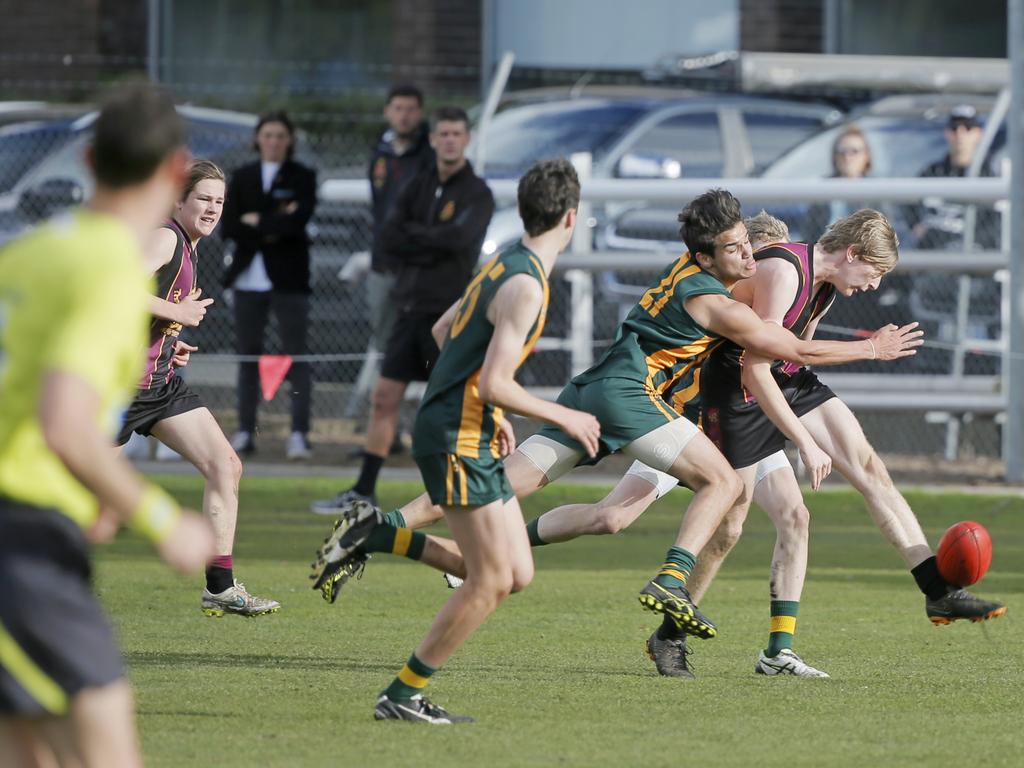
[517,417,701,483]
[623,448,792,501]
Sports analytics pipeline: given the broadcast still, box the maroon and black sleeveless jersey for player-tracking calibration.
[139,219,196,390]
[699,242,836,406]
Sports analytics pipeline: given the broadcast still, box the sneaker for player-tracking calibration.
[442,573,464,589]
[310,487,379,516]
[201,580,280,617]
[319,552,371,604]
[230,431,255,455]
[926,589,1007,625]
[310,501,381,592]
[373,693,474,724]
[755,649,830,678]
[638,580,717,639]
[286,432,312,461]
[646,629,694,678]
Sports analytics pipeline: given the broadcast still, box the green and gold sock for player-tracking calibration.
[384,653,436,701]
[766,600,800,657]
[364,522,425,560]
[653,546,696,589]
[382,509,407,528]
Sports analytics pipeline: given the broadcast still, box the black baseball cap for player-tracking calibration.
[947,105,981,130]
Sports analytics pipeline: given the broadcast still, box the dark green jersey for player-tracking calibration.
[574,253,731,418]
[413,242,549,458]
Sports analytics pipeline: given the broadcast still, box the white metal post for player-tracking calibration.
[1006,0,1024,481]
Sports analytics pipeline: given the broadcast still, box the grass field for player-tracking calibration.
[96,477,1024,767]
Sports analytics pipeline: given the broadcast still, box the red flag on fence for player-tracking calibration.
[258,355,292,401]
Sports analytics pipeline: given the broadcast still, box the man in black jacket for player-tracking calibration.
[221,111,318,459]
[313,106,494,513]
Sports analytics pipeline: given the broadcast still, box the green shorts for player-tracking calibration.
[414,452,515,508]
[537,377,678,462]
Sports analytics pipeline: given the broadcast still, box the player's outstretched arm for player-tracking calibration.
[694,294,922,366]
[479,275,600,457]
[39,370,215,573]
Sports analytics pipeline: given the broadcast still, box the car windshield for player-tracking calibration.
[475,102,648,177]
[0,121,76,194]
[763,115,964,179]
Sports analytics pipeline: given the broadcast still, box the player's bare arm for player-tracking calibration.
[145,228,213,326]
[40,369,214,573]
[481,274,600,457]
[739,262,832,487]
[688,292,922,366]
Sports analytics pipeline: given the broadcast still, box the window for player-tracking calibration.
[623,112,723,178]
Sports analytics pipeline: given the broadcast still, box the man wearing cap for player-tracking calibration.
[911,105,999,250]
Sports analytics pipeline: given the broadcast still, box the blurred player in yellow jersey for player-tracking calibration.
[0,83,216,767]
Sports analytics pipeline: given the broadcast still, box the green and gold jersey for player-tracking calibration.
[412,242,549,459]
[574,252,731,420]
[0,209,150,529]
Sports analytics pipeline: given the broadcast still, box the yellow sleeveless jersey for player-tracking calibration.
[0,209,150,528]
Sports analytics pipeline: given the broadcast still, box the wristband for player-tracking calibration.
[129,485,181,544]
[866,339,876,359]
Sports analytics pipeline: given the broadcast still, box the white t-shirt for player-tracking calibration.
[233,161,281,292]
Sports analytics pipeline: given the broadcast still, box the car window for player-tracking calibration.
[622,111,723,177]
[763,116,958,178]
[478,103,648,177]
[743,112,828,173]
[0,121,75,194]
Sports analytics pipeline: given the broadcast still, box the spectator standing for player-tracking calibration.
[313,106,495,513]
[222,111,318,460]
[804,126,879,240]
[911,105,999,250]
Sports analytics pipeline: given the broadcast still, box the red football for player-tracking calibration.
[936,521,993,587]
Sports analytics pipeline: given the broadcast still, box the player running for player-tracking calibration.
[115,158,279,617]
[0,83,215,768]
[313,159,599,724]
[311,190,920,648]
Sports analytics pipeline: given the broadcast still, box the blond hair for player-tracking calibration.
[744,210,790,247]
[817,208,899,273]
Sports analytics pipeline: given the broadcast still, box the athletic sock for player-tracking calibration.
[911,556,952,600]
[363,522,426,560]
[526,518,548,547]
[205,555,234,594]
[653,546,696,589]
[382,509,407,528]
[766,600,800,657]
[384,653,437,701]
[353,452,385,496]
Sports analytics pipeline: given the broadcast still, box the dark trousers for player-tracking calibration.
[234,289,311,434]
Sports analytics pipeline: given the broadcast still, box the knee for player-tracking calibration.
[371,385,402,414]
[716,469,745,507]
[713,516,745,553]
[202,448,243,488]
[510,563,534,594]
[776,503,810,542]
[476,573,514,606]
[591,504,634,536]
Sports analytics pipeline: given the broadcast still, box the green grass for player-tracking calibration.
[96,477,1024,768]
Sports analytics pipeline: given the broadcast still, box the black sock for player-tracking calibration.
[656,615,682,640]
[353,452,385,496]
[911,556,951,600]
[205,565,234,594]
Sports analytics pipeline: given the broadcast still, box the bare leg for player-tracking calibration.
[801,399,931,568]
[535,474,660,542]
[365,377,407,458]
[152,408,242,556]
[686,466,756,604]
[754,467,810,602]
[413,495,533,668]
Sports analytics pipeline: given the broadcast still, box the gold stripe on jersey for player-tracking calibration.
[456,371,485,457]
[647,264,702,318]
[644,336,716,393]
[458,457,469,503]
[519,255,550,364]
[489,406,505,458]
[670,366,703,414]
[639,255,691,312]
[446,458,455,505]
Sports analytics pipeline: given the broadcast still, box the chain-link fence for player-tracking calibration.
[0,55,1011,474]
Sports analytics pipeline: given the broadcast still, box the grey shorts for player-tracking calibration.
[0,499,124,716]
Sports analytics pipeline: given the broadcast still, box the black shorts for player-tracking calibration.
[0,498,124,716]
[380,310,442,383]
[115,374,204,446]
[703,368,836,469]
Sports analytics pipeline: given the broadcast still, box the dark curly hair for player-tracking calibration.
[517,159,581,237]
[677,188,743,257]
